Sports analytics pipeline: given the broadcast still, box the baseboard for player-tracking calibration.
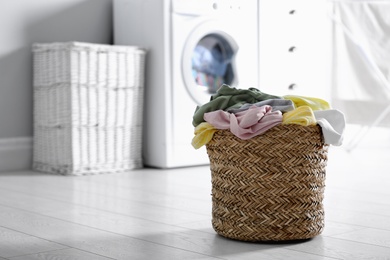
[0,137,32,172]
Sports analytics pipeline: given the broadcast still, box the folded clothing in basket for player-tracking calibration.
[227,99,295,113]
[204,105,282,140]
[192,84,282,127]
[284,95,331,111]
[192,122,218,150]
[192,84,346,148]
[315,109,346,146]
[283,106,317,126]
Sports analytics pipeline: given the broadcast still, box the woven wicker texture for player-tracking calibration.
[206,124,329,241]
[32,42,146,175]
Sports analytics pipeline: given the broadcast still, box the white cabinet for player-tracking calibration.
[258,0,331,100]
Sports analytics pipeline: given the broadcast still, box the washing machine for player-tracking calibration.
[114,0,259,168]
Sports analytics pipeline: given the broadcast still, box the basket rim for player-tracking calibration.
[32,41,146,54]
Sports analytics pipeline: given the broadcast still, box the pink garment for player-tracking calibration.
[204,105,282,140]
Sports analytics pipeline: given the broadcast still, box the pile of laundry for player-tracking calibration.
[191,84,346,149]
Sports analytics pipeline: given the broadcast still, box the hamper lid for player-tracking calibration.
[32,41,146,54]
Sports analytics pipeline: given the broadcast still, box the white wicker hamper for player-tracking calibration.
[32,42,146,175]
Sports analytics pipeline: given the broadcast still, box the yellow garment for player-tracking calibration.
[283,95,330,111]
[191,122,217,149]
[282,106,317,126]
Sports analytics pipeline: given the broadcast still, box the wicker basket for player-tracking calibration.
[206,124,329,241]
[32,42,146,175]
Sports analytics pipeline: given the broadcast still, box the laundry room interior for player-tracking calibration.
[0,0,389,259]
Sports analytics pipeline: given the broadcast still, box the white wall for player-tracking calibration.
[0,0,113,171]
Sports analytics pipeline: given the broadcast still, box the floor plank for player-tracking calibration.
[8,248,114,260]
[332,228,390,248]
[0,141,388,259]
[0,227,67,258]
[0,205,221,260]
[284,236,390,260]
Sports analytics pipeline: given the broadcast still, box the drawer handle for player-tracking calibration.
[288,46,297,52]
[288,83,297,90]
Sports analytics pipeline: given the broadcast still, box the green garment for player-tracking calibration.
[192,84,282,127]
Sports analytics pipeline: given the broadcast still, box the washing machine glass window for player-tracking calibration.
[188,34,236,104]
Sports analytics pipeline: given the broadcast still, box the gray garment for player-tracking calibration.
[227,99,295,113]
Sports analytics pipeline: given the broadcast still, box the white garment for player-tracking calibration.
[314,110,346,146]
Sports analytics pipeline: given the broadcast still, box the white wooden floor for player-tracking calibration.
[0,141,389,259]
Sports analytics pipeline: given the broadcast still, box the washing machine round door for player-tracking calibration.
[182,23,239,105]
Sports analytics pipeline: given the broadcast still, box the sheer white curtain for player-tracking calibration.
[329,0,390,149]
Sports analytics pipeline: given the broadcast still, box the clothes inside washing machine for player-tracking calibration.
[192,34,235,94]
